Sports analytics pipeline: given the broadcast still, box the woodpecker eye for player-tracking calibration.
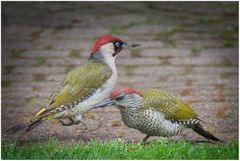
[115,95,124,101]
[112,41,124,57]
[115,42,120,47]
[114,41,122,48]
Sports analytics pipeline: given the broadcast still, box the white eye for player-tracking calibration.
[115,42,120,47]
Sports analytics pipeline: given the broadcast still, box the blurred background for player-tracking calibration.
[2,2,238,143]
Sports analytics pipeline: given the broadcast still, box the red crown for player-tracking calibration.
[91,35,122,53]
[110,87,144,99]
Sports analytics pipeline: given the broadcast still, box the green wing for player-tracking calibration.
[141,89,197,121]
[36,60,112,116]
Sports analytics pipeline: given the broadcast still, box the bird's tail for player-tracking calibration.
[191,124,223,142]
[5,117,44,135]
[5,123,28,135]
[5,107,48,135]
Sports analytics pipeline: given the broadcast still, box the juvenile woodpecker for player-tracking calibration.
[7,35,140,134]
[95,87,222,142]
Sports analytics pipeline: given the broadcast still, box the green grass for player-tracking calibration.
[69,49,82,58]
[109,27,126,35]
[10,49,21,58]
[35,57,47,66]
[220,25,238,47]
[130,48,141,57]
[109,22,142,35]
[155,25,185,40]
[27,28,44,41]
[32,73,47,81]
[145,17,159,25]
[43,45,53,50]
[124,65,137,76]
[3,66,14,75]
[2,139,238,159]
[197,17,221,24]
[191,48,202,57]
[2,80,12,87]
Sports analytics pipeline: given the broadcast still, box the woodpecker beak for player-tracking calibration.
[123,42,140,48]
[94,99,116,109]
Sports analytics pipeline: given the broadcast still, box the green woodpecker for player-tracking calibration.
[7,35,140,134]
[95,87,222,142]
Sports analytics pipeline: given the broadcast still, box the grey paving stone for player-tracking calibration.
[134,66,186,75]
[46,58,83,66]
[169,57,237,66]
[139,48,192,57]
[3,59,37,66]
[126,24,173,34]
[20,50,70,58]
[12,66,66,74]
[193,66,238,74]
[53,28,110,39]
[117,58,160,66]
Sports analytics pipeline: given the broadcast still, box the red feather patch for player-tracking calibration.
[110,87,144,99]
[91,35,122,53]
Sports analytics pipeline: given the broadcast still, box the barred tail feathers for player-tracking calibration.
[5,123,28,135]
[5,109,48,135]
[191,124,223,142]
[25,118,44,131]
[5,117,45,135]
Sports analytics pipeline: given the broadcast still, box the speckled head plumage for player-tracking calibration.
[110,87,144,109]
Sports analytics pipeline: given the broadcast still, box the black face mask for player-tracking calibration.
[112,41,124,57]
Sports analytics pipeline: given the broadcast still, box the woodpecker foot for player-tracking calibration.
[140,135,151,145]
[59,118,86,127]
[78,120,89,130]
[59,118,102,133]
[80,120,103,133]
[59,119,88,130]
[143,135,150,142]
[59,118,76,126]
[59,121,75,126]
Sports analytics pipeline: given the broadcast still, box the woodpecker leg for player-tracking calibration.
[70,115,90,130]
[59,117,90,130]
[143,135,151,142]
[78,120,88,130]
[79,120,103,133]
[141,135,151,144]
[59,118,76,126]
[60,115,102,132]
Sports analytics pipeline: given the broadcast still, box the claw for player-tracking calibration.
[59,118,102,133]
[59,120,75,126]
[59,118,78,126]
[79,120,102,133]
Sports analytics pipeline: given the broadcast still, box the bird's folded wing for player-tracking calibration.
[141,89,197,122]
[36,61,112,116]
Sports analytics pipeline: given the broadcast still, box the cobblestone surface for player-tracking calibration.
[2,2,238,143]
